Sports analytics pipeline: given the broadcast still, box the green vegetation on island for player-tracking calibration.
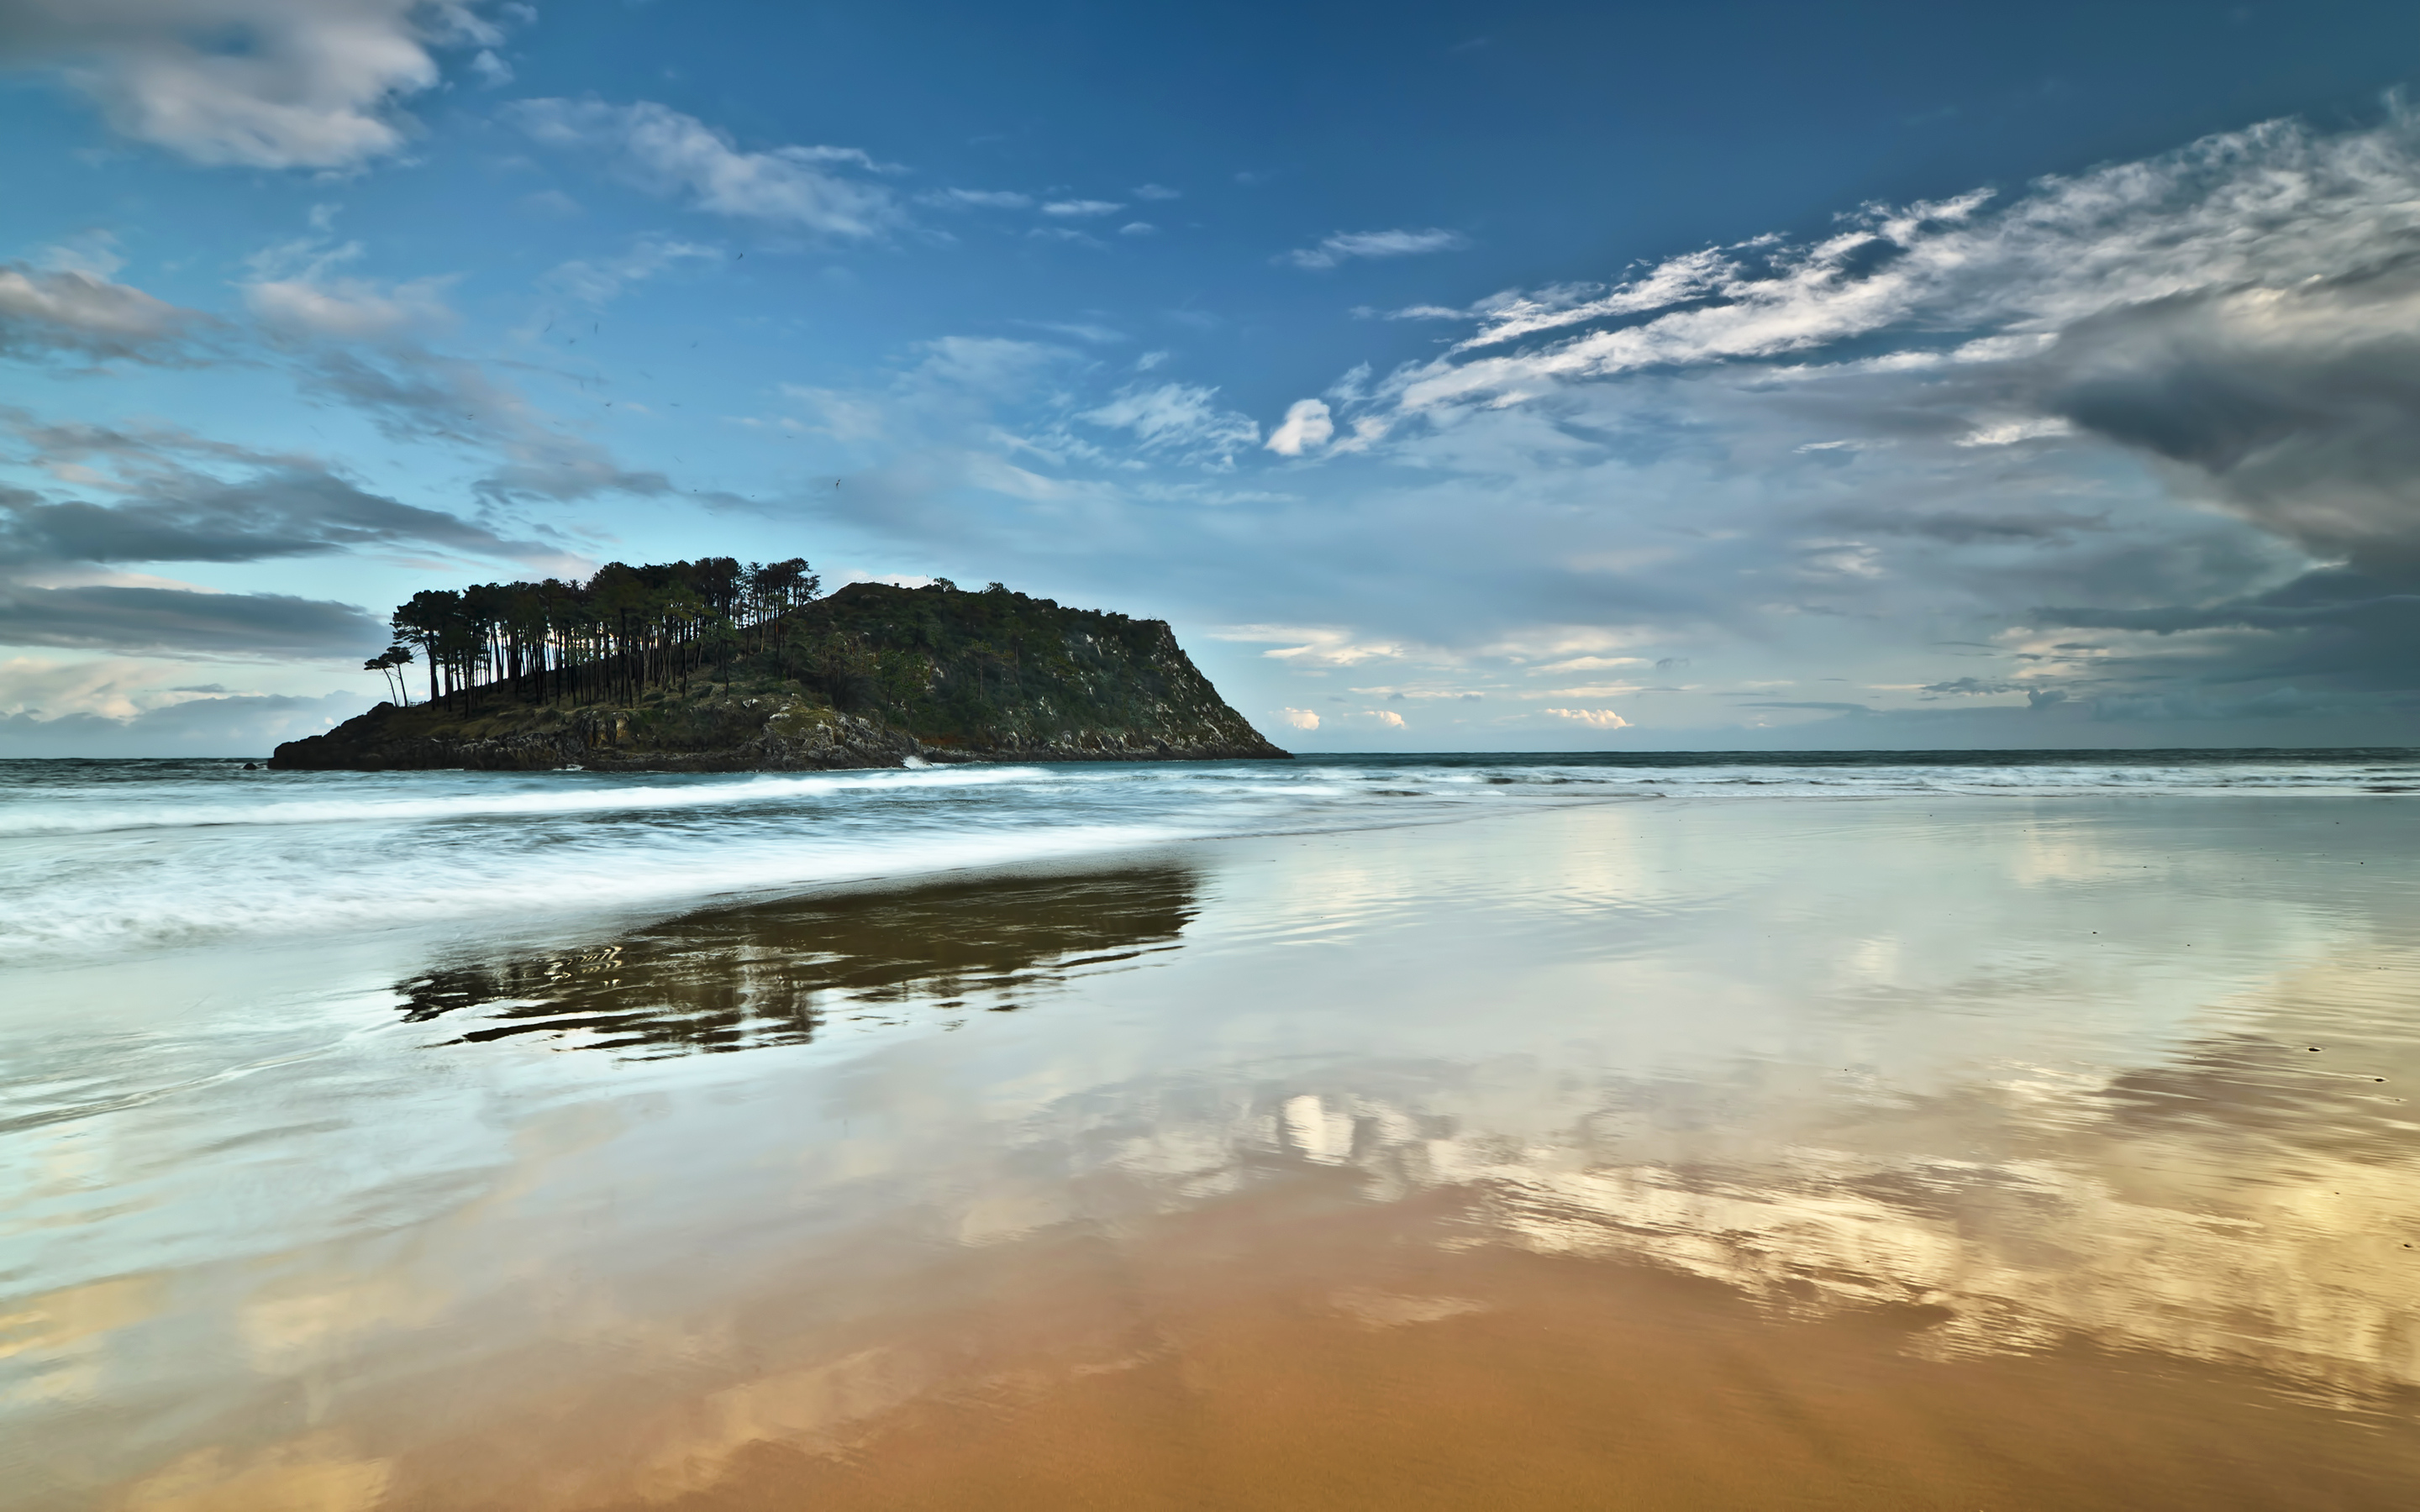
[271,557,1288,771]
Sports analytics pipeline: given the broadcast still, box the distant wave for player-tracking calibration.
[3,752,2412,963]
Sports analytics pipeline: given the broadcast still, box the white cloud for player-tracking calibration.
[1016,319,1123,344]
[929,188,1033,209]
[1213,625,1413,668]
[234,231,455,340]
[0,263,207,360]
[1118,222,1157,237]
[246,272,454,340]
[467,48,512,87]
[1281,228,1469,270]
[1265,397,1334,456]
[1276,706,1319,730]
[1041,199,1123,218]
[508,99,896,238]
[1079,383,1260,464]
[540,235,719,306]
[1957,417,2074,447]
[1133,184,1181,201]
[0,0,505,169]
[1369,709,1406,727]
[1543,707,1631,727]
[1384,118,2420,416]
[34,230,127,279]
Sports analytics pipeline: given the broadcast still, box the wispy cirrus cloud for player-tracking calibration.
[1281,228,1468,270]
[539,234,721,307]
[1079,383,1260,465]
[508,98,897,238]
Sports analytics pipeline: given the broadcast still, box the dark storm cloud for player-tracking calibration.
[0,585,385,656]
[2036,569,2420,690]
[2039,259,2420,576]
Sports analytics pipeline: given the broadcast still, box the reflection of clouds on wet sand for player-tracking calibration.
[1228,959,2420,1399]
[119,1433,390,1512]
[11,797,2420,1506]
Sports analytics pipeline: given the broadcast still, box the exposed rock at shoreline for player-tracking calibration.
[271,581,1289,772]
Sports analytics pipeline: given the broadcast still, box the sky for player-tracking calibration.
[8,1,2420,754]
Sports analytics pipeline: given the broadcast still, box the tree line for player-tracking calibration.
[368,557,821,711]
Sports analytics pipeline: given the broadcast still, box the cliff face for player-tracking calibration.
[271,582,1290,772]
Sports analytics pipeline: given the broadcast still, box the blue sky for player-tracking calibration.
[8,1,2420,753]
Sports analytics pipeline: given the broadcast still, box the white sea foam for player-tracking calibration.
[2,752,2412,963]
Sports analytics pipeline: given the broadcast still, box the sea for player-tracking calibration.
[7,748,2417,964]
[6,749,2420,1508]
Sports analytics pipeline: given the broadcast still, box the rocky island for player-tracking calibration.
[271,561,1287,772]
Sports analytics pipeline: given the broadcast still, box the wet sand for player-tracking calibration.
[9,795,2420,1508]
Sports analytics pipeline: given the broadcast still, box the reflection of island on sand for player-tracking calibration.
[393,865,1197,1056]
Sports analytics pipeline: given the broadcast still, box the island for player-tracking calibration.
[270,559,1289,771]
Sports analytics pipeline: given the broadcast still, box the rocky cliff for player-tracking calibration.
[271,581,1289,771]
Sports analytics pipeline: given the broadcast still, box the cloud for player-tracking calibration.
[1381,118,2420,417]
[539,234,719,306]
[1265,398,1334,456]
[0,465,546,570]
[0,689,369,756]
[1040,199,1123,218]
[2037,265,2420,575]
[1281,228,1469,270]
[1014,319,1124,345]
[1143,110,2420,738]
[299,344,671,504]
[929,188,1032,210]
[246,271,455,340]
[0,0,504,169]
[508,98,896,238]
[1079,383,1260,465]
[1275,706,1319,730]
[1132,184,1181,201]
[1213,625,1413,667]
[1826,507,2110,544]
[0,584,384,656]
[0,263,212,361]
[1542,706,1630,727]
[1118,222,1156,237]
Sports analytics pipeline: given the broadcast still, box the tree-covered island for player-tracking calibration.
[271,558,1288,771]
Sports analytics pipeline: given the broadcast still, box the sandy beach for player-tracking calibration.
[8,779,2420,1508]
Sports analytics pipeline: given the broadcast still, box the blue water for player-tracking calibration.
[3,749,2415,963]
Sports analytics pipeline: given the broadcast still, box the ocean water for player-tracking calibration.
[5,748,2416,963]
[8,751,2420,1508]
